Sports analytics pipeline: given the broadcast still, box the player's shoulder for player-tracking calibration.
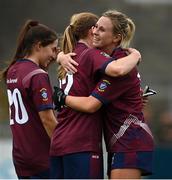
[22,68,48,86]
[85,48,111,58]
[112,47,127,59]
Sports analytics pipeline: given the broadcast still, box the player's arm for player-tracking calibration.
[39,109,58,137]
[105,48,141,77]
[66,95,102,113]
[57,51,78,73]
[57,48,141,76]
[53,86,102,113]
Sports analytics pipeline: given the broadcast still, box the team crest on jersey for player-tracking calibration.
[40,88,48,101]
[98,79,111,92]
[100,51,110,58]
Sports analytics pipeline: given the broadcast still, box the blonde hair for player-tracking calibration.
[102,10,135,48]
[58,12,98,79]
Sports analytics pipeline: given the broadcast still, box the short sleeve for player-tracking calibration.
[30,73,53,111]
[87,48,114,74]
[91,74,130,105]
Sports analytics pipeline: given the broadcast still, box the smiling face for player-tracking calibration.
[92,16,121,55]
[38,39,58,68]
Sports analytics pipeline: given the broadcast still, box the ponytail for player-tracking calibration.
[58,12,98,79]
[120,18,135,48]
[0,19,57,80]
[14,20,39,62]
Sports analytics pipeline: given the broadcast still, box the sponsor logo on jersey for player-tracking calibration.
[98,79,111,92]
[40,88,48,101]
[100,51,110,58]
[92,155,99,159]
[7,78,18,84]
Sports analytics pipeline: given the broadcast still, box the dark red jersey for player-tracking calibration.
[50,43,113,156]
[92,48,154,153]
[6,59,53,176]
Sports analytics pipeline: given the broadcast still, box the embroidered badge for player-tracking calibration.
[98,79,111,92]
[100,51,110,58]
[40,88,48,101]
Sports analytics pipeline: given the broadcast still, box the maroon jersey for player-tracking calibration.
[50,43,113,156]
[6,59,53,176]
[92,48,154,153]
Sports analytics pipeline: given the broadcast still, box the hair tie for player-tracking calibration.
[28,20,39,29]
[69,24,73,28]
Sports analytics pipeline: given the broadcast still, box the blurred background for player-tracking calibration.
[0,0,172,179]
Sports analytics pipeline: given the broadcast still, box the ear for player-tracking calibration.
[34,42,42,52]
[88,28,93,36]
[113,34,121,44]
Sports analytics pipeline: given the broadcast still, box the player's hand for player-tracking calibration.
[127,48,142,64]
[57,52,78,74]
[53,86,66,112]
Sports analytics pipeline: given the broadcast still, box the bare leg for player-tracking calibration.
[110,168,141,179]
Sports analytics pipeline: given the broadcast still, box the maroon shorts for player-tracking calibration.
[108,151,153,176]
[50,151,103,179]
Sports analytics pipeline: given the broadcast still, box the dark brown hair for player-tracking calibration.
[0,19,57,80]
